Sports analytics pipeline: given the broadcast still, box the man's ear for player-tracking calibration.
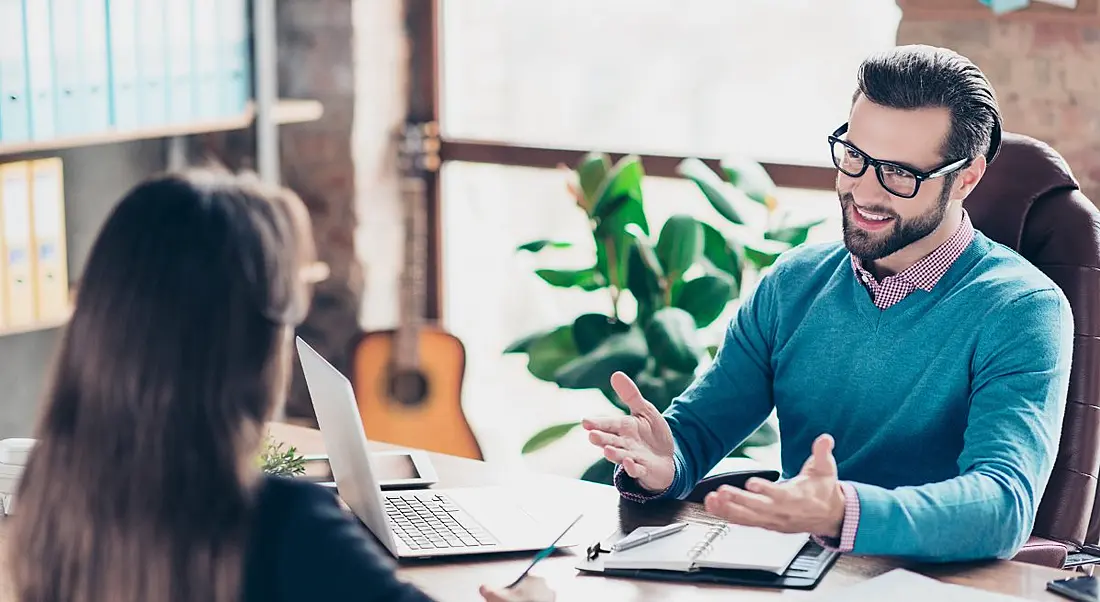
[952,155,987,202]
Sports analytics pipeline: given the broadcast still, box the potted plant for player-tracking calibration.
[505,151,826,483]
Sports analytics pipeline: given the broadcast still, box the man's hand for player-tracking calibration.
[581,371,676,493]
[704,434,847,538]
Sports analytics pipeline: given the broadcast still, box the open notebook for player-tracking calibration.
[602,521,810,574]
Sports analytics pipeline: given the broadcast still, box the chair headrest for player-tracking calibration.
[964,132,1081,250]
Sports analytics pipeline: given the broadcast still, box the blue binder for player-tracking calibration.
[23,0,56,140]
[49,0,84,137]
[166,0,195,124]
[191,0,221,120]
[0,0,31,142]
[219,0,250,117]
[135,0,167,126]
[80,0,111,134]
[106,0,139,131]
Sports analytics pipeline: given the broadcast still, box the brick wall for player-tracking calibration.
[897,15,1100,203]
[275,0,364,421]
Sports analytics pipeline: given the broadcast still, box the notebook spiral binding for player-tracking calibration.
[687,522,731,562]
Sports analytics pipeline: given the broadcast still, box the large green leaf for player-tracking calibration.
[700,223,742,285]
[573,313,630,354]
[674,272,737,328]
[581,457,618,484]
[577,152,612,206]
[644,307,702,373]
[553,328,648,390]
[677,158,750,226]
[591,155,644,220]
[521,422,582,454]
[632,368,671,412]
[524,325,580,382]
[655,214,703,280]
[535,267,605,291]
[741,238,791,270]
[516,239,573,253]
[626,245,663,322]
[721,156,777,206]
[595,195,649,293]
[766,214,827,247]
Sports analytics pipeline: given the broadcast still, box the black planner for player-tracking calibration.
[575,531,841,590]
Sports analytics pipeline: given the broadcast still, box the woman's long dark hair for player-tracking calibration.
[7,168,315,602]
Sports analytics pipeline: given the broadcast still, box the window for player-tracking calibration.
[441,162,838,473]
[441,0,902,165]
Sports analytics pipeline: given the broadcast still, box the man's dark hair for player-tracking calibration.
[854,44,1002,166]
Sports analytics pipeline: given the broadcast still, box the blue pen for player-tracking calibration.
[506,514,584,589]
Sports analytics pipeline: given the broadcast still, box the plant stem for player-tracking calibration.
[602,234,621,319]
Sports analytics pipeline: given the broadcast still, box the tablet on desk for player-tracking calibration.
[301,450,439,490]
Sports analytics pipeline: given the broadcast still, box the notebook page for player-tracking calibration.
[694,524,810,574]
[815,569,1028,601]
[602,523,716,572]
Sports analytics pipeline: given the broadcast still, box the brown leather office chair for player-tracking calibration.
[687,132,1100,569]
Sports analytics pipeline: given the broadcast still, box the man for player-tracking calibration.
[582,44,1074,563]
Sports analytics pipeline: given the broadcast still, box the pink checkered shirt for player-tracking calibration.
[850,211,975,310]
[815,211,975,553]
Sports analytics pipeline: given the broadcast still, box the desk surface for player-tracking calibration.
[0,423,1078,601]
[266,422,1077,601]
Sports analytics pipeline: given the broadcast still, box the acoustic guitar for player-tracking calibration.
[350,121,483,460]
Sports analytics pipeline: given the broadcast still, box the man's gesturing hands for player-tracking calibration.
[704,433,847,538]
[581,371,676,493]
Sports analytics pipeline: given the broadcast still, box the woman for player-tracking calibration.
[5,168,552,602]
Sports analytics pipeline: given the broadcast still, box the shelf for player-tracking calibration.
[0,315,69,339]
[0,99,324,157]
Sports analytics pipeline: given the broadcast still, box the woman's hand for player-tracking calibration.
[479,575,555,602]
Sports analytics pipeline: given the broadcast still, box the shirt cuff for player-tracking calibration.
[613,464,672,503]
[812,482,860,553]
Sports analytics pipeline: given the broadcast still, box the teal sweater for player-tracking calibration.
[653,232,1073,562]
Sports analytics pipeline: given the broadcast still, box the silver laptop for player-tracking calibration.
[295,336,582,559]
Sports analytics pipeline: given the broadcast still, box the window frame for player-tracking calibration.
[406,0,836,321]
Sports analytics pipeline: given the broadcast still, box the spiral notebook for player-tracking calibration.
[600,521,809,574]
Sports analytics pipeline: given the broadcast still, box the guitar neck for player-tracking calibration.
[394,121,438,370]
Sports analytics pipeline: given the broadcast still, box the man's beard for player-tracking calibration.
[840,185,951,261]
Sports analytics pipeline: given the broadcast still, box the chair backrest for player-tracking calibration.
[964,132,1100,548]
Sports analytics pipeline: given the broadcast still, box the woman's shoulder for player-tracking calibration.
[242,475,434,602]
[247,475,350,551]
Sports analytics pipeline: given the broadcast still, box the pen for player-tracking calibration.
[506,514,584,589]
[612,522,689,552]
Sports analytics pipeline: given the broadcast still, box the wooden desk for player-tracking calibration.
[265,422,1079,601]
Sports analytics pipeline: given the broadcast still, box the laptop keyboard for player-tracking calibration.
[384,493,499,550]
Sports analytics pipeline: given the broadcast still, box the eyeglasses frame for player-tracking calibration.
[827,123,970,199]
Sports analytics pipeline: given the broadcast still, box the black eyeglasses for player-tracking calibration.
[827,123,970,199]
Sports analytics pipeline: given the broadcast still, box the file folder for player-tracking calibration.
[0,162,37,328]
[219,0,250,117]
[23,0,56,140]
[191,0,222,119]
[50,0,84,137]
[166,0,195,124]
[80,0,111,134]
[29,158,66,322]
[0,176,7,330]
[135,0,167,126]
[0,0,31,143]
[107,0,139,130]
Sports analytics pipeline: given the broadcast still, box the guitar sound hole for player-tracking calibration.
[388,369,429,407]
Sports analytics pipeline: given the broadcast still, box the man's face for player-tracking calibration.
[835,96,956,262]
